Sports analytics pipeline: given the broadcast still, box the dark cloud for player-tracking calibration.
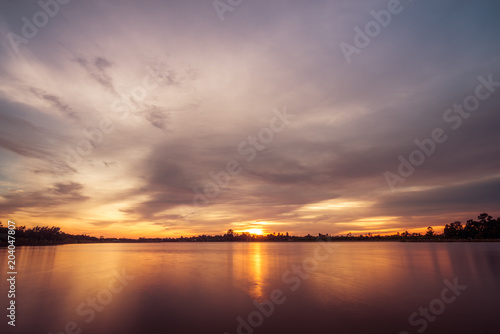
[0,182,89,215]
[0,98,78,178]
[376,177,500,216]
[0,110,54,160]
[51,182,84,195]
[30,87,80,120]
[143,106,172,131]
[72,54,117,94]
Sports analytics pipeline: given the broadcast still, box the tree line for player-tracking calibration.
[0,224,100,246]
[1,213,499,246]
[443,213,500,239]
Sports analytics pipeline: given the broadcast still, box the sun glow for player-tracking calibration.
[244,228,265,235]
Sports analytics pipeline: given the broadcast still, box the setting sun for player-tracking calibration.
[243,228,265,235]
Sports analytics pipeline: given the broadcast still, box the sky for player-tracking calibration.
[0,0,499,238]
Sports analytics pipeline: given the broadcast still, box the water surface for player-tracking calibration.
[1,242,499,334]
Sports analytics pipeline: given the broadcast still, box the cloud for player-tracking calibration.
[0,182,89,215]
[88,221,118,228]
[30,87,80,120]
[0,110,55,160]
[143,106,172,131]
[1,0,500,236]
[376,177,500,216]
[72,54,117,94]
[0,97,78,177]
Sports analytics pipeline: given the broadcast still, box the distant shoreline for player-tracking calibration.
[2,238,500,248]
[2,213,499,247]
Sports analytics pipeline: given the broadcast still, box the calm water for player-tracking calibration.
[1,242,499,334]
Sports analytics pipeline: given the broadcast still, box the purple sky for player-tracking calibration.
[1,0,499,237]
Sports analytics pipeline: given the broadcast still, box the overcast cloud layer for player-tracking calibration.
[1,0,499,237]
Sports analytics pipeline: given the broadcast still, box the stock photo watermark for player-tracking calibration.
[49,63,168,178]
[213,0,244,22]
[48,268,135,334]
[5,220,17,327]
[384,73,500,191]
[6,0,72,55]
[224,239,334,334]
[339,0,414,64]
[399,277,467,334]
[175,106,295,222]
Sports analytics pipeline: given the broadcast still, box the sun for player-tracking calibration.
[244,228,264,235]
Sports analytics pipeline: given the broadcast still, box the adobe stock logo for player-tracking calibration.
[192,107,295,208]
[224,239,335,334]
[339,0,413,64]
[384,73,499,191]
[48,269,135,334]
[399,277,467,334]
[62,64,166,172]
[213,0,244,21]
[6,0,71,55]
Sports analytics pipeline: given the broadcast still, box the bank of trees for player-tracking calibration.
[0,223,99,245]
[444,213,500,239]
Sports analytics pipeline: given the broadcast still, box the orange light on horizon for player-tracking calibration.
[241,228,265,235]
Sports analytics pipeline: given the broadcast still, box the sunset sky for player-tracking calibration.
[1,0,499,238]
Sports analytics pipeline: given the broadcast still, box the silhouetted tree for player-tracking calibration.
[444,221,463,238]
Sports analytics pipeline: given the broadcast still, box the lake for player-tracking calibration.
[1,242,499,334]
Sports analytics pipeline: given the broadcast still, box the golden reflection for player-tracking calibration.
[249,243,264,300]
[231,243,266,301]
